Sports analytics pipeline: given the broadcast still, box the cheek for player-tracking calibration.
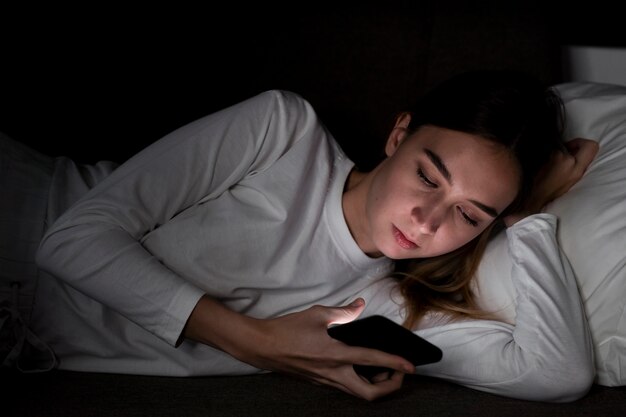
[434,224,486,255]
[368,171,407,217]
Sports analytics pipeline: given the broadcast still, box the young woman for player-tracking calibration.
[2,70,597,402]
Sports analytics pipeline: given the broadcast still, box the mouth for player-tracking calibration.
[392,226,418,250]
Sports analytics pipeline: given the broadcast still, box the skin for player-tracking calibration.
[184,114,599,401]
[343,113,520,260]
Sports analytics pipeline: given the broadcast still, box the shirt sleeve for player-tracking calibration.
[36,90,320,347]
[410,214,595,402]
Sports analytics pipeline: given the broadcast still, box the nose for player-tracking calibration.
[411,205,441,235]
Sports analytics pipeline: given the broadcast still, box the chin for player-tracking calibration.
[385,246,451,260]
[382,247,420,261]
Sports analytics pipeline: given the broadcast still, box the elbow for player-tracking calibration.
[500,346,596,403]
[550,368,594,403]
[565,356,596,402]
[532,328,597,402]
[570,373,596,402]
[534,356,595,403]
[553,337,597,402]
[509,367,594,403]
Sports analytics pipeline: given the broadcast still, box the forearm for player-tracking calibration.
[504,138,599,228]
[182,295,261,358]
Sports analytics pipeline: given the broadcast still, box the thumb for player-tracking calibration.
[328,298,366,326]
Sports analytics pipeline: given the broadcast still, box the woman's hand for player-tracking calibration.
[504,138,599,227]
[184,296,415,401]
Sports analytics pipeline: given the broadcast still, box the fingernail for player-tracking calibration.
[349,298,364,307]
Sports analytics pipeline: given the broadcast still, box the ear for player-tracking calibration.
[385,112,412,157]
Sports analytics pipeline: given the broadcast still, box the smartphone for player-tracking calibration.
[327,315,442,379]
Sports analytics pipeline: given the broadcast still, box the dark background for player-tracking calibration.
[1,1,623,171]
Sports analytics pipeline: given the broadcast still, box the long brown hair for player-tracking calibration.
[394,70,565,329]
[395,221,502,328]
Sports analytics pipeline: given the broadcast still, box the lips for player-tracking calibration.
[393,226,418,250]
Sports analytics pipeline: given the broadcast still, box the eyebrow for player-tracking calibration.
[425,149,451,184]
[424,148,499,218]
[469,200,499,218]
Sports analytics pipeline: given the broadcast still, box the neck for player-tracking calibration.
[344,168,367,192]
[341,166,382,258]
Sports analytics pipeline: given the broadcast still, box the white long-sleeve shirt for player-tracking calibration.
[34,90,594,402]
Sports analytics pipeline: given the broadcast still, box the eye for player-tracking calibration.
[457,207,478,227]
[417,168,437,188]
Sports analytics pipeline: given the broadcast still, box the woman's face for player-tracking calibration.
[345,121,520,260]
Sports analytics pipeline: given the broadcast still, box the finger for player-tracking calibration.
[385,369,406,387]
[318,367,405,402]
[308,366,371,398]
[370,371,392,383]
[350,370,406,401]
[325,298,366,326]
[336,345,416,375]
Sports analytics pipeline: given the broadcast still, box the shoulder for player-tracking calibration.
[256,89,310,104]
[250,90,330,145]
[252,90,317,119]
[218,90,340,173]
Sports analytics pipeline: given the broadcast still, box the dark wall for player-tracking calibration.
[1,1,568,170]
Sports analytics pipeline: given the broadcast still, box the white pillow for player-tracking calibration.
[473,81,626,387]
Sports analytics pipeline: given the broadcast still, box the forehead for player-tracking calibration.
[405,126,521,210]
[406,125,509,158]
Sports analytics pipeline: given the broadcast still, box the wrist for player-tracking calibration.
[503,211,531,227]
[503,200,547,227]
[183,295,260,355]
